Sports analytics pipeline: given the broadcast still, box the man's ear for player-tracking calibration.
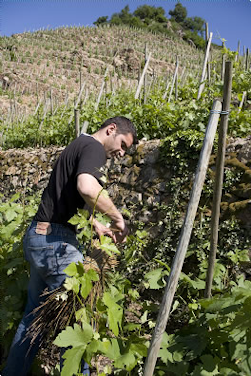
[107,123,117,135]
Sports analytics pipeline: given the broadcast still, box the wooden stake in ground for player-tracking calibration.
[235,41,240,62]
[74,109,80,138]
[168,55,179,103]
[144,43,148,104]
[205,61,233,298]
[205,23,211,84]
[221,54,226,81]
[143,99,222,376]
[67,81,86,126]
[245,48,249,71]
[238,91,247,113]
[81,120,89,134]
[175,59,178,100]
[135,52,151,100]
[197,32,213,100]
[95,66,109,111]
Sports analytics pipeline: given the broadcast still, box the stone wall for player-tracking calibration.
[1,137,251,229]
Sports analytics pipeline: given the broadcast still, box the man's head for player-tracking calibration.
[98,116,138,159]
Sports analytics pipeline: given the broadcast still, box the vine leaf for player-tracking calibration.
[114,352,136,371]
[61,346,86,376]
[103,292,123,336]
[54,322,93,348]
[64,262,79,277]
[80,268,99,299]
[144,268,166,289]
[100,235,120,256]
[63,276,80,294]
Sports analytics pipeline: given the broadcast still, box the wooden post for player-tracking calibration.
[243,46,246,69]
[39,99,49,131]
[79,61,82,92]
[81,120,89,134]
[197,32,213,100]
[95,66,109,110]
[83,87,89,105]
[144,43,148,104]
[75,81,86,108]
[205,23,211,84]
[50,88,53,114]
[67,81,86,126]
[221,54,226,81]
[235,40,240,62]
[162,81,170,100]
[175,62,178,101]
[143,99,222,376]
[238,91,247,113]
[74,109,80,138]
[245,48,249,71]
[180,66,186,84]
[34,98,43,115]
[168,55,178,102]
[205,61,233,298]
[36,82,39,106]
[135,52,151,100]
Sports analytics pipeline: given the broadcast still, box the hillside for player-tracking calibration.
[0,24,211,118]
[1,21,251,376]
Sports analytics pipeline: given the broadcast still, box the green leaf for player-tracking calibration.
[61,346,85,376]
[75,308,88,323]
[63,276,80,294]
[80,269,99,299]
[103,292,123,336]
[9,193,20,202]
[100,235,120,256]
[5,208,18,222]
[192,354,219,375]
[68,214,81,225]
[99,338,120,360]
[124,323,141,332]
[114,351,136,371]
[141,310,148,324]
[144,268,166,289]
[130,342,148,357]
[54,322,93,348]
[95,213,110,226]
[84,339,100,364]
[64,262,79,277]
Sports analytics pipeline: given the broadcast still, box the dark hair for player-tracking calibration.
[100,116,138,144]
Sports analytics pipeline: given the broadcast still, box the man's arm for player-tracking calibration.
[77,173,128,243]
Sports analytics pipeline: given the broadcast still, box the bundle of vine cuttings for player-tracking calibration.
[26,245,118,349]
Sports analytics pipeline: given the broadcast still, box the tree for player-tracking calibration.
[184,16,205,36]
[169,2,187,23]
[110,5,133,26]
[93,16,108,26]
[133,5,167,24]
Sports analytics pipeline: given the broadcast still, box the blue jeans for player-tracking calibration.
[3,221,90,376]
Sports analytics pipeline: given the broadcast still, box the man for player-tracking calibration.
[3,116,138,376]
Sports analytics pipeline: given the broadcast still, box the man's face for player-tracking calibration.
[104,124,133,159]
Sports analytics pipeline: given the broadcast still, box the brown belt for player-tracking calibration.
[35,221,52,235]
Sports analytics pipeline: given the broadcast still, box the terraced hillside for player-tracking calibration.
[1,24,211,118]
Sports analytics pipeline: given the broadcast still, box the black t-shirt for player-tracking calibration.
[34,134,106,230]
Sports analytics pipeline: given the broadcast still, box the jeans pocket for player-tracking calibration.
[27,245,56,277]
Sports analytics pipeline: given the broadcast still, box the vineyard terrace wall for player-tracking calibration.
[0,137,251,232]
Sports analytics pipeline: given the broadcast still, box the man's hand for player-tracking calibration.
[78,174,129,244]
[111,219,129,244]
[92,218,116,243]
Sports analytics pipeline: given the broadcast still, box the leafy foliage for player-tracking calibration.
[93,3,206,48]
[0,193,39,350]
[1,43,251,374]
